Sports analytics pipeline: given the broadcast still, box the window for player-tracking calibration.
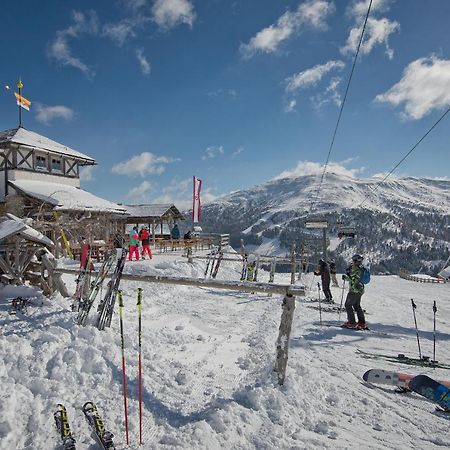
[51,158,62,172]
[36,155,47,171]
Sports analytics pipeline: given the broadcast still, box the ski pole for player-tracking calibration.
[317,282,322,326]
[338,277,346,321]
[433,300,437,362]
[118,290,129,445]
[137,288,143,446]
[411,299,422,359]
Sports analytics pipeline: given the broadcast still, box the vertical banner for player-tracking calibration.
[192,176,202,224]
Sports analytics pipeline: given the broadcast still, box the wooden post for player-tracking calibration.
[275,294,296,385]
[290,243,296,285]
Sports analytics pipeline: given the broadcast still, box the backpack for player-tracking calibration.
[360,266,371,284]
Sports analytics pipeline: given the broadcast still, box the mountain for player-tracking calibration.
[198,172,450,274]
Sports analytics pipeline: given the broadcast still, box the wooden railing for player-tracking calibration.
[399,269,446,283]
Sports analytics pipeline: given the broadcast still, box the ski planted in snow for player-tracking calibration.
[362,368,450,391]
[211,246,223,279]
[240,254,248,281]
[77,253,115,326]
[82,402,115,449]
[204,249,216,277]
[73,244,92,310]
[96,248,128,331]
[356,349,450,370]
[409,375,450,412]
[54,404,76,450]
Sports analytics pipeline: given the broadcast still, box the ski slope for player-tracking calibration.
[1,252,449,449]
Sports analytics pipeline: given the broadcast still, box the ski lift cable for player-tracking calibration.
[308,0,373,215]
[358,104,450,209]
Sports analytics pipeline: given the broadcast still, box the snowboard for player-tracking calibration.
[363,369,450,390]
[409,375,450,412]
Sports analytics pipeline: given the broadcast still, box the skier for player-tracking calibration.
[314,259,333,303]
[129,226,140,261]
[171,223,180,240]
[341,254,367,329]
[139,226,153,260]
[329,260,339,287]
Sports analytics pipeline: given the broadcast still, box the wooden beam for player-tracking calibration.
[55,268,305,296]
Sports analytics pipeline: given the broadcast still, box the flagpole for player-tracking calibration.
[18,78,22,127]
[192,175,195,230]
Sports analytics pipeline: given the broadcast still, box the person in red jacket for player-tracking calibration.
[139,226,153,259]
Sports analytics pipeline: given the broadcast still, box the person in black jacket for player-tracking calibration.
[314,259,333,303]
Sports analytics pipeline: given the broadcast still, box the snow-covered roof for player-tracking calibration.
[0,127,95,164]
[9,180,126,214]
[122,204,184,220]
[438,266,450,278]
[0,215,54,246]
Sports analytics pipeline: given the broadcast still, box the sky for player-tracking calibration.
[2,0,450,209]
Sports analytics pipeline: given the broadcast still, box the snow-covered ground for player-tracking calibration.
[1,251,450,449]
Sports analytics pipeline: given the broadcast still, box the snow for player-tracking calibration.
[0,219,25,241]
[1,252,450,449]
[0,127,95,163]
[10,180,126,214]
[6,213,54,247]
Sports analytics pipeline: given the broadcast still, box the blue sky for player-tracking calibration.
[2,0,450,209]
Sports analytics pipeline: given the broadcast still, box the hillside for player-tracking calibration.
[198,173,450,274]
[1,253,450,449]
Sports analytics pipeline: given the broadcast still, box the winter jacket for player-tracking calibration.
[129,231,139,246]
[347,264,364,294]
[171,225,180,239]
[139,229,150,245]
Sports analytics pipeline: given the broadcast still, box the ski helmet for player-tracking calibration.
[352,254,363,263]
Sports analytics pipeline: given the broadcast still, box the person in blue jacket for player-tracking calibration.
[171,223,180,240]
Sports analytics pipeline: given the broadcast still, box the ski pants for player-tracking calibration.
[129,245,140,261]
[331,273,339,287]
[345,291,365,324]
[142,244,152,258]
[322,280,333,302]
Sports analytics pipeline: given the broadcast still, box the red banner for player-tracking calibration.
[192,176,202,223]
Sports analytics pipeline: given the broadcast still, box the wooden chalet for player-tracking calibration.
[0,126,126,256]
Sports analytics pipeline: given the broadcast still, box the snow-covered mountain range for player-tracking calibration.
[199,173,450,274]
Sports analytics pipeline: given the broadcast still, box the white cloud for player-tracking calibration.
[340,17,399,60]
[112,152,180,177]
[285,99,297,113]
[232,146,244,157]
[136,48,151,75]
[35,104,74,125]
[286,60,345,92]
[103,19,138,46]
[272,160,363,180]
[152,0,195,30]
[201,146,224,160]
[79,165,96,182]
[311,76,342,110]
[348,0,391,19]
[47,10,98,76]
[127,180,153,198]
[240,0,335,58]
[375,56,450,120]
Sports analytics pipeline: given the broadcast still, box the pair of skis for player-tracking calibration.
[54,403,115,449]
[363,368,450,412]
[77,253,116,326]
[96,248,128,331]
[356,348,450,370]
[204,246,223,279]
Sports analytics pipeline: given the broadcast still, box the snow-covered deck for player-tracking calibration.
[9,179,126,214]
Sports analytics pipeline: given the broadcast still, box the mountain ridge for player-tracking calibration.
[198,172,450,274]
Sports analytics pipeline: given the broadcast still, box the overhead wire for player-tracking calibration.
[358,105,450,209]
[308,0,373,215]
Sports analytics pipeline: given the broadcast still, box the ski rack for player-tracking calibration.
[57,267,304,385]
